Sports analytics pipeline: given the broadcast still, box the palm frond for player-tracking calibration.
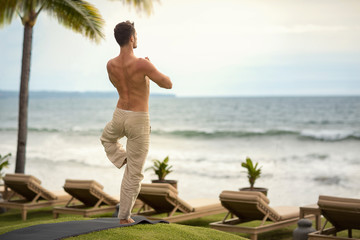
[42,0,104,43]
[0,0,20,27]
[110,0,154,16]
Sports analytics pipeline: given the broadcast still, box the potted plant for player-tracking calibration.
[239,157,268,195]
[146,156,178,189]
[0,153,11,185]
[0,153,11,213]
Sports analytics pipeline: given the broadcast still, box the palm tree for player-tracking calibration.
[0,0,105,173]
[0,0,154,174]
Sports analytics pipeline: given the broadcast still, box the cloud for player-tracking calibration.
[265,25,358,34]
[1,0,360,96]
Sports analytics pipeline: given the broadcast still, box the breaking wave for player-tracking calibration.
[151,129,360,142]
[1,127,359,142]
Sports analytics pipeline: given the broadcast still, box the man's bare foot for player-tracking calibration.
[119,218,135,224]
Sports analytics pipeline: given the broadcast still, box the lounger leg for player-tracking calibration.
[53,212,59,219]
[136,203,146,214]
[7,191,16,201]
[145,204,150,211]
[260,213,269,226]
[65,197,75,207]
[320,219,328,234]
[315,215,321,230]
[168,205,179,217]
[222,211,231,223]
[348,229,352,238]
[250,233,258,240]
[94,198,104,208]
[31,193,42,203]
[21,209,27,221]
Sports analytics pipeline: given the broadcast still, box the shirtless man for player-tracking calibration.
[100,21,172,224]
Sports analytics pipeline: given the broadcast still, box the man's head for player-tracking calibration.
[114,21,137,48]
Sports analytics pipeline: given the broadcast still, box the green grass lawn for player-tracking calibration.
[1,207,359,240]
[0,208,246,240]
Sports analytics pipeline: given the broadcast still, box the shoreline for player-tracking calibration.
[1,96,359,209]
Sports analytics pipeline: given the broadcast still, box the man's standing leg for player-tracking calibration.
[118,114,150,220]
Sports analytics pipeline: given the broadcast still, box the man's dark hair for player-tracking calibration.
[114,21,135,47]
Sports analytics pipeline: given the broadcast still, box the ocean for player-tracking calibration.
[1,92,359,206]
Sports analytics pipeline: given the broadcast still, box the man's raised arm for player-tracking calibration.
[142,58,172,89]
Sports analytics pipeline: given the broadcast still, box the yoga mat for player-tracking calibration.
[0,216,168,240]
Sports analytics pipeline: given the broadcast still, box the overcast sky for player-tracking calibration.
[1,0,360,96]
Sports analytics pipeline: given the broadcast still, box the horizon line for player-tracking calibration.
[1,89,360,98]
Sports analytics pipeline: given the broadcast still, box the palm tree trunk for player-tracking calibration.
[15,23,33,173]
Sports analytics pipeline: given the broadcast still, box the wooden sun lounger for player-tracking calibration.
[53,179,119,218]
[0,173,70,220]
[209,190,314,240]
[135,183,226,223]
[308,195,360,240]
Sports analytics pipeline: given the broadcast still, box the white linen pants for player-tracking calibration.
[100,108,150,219]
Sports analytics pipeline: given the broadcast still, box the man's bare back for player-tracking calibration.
[107,55,150,112]
[107,31,171,113]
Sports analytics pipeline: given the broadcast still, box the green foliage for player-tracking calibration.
[146,156,173,181]
[0,153,11,180]
[118,0,154,16]
[0,0,105,43]
[241,157,262,189]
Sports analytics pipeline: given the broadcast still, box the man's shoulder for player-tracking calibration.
[106,58,116,70]
[106,56,150,73]
[135,57,153,71]
[106,57,124,71]
[135,57,148,66]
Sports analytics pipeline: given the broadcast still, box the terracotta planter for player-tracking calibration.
[151,179,178,189]
[239,187,268,196]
